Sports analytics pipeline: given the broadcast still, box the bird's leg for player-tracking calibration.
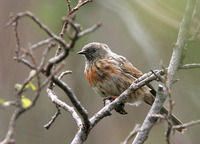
[103,96,128,115]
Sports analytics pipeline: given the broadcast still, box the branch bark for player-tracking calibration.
[133,0,197,143]
[167,0,196,87]
[132,85,166,144]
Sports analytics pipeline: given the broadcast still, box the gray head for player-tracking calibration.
[77,42,112,62]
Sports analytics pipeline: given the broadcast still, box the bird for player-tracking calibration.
[77,42,185,132]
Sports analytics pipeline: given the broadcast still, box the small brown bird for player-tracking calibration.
[77,42,184,132]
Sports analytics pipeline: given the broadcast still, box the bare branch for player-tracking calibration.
[39,42,56,68]
[41,63,65,89]
[133,1,197,143]
[12,20,20,58]
[66,0,72,12]
[179,63,200,69]
[51,76,90,128]
[46,88,82,128]
[78,22,102,38]
[122,124,140,144]
[30,38,54,50]
[173,119,200,130]
[5,11,68,49]
[44,106,61,129]
[167,0,197,87]
[1,108,24,144]
[132,85,166,144]
[68,0,92,15]
[58,70,72,80]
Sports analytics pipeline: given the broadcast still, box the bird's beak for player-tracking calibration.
[77,50,86,55]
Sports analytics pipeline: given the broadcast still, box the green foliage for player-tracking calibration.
[29,70,36,78]
[15,83,22,91]
[21,95,32,108]
[25,81,36,91]
[13,70,37,108]
[0,98,5,105]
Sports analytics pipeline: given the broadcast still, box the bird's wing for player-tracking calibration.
[113,56,143,78]
[113,55,157,97]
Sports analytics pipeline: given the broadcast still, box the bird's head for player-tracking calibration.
[77,42,112,63]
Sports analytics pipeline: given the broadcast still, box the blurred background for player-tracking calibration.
[0,0,200,143]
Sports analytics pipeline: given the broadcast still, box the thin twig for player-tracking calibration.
[173,119,200,130]
[66,0,72,12]
[1,108,25,144]
[39,42,56,68]
[46,88,82,128]
[51,76,90,128]
[58,70,72,80]
[122,124,140,144]
[30,38,54,50]
[5,11,68,49]
[12,20,20,58]
[44,106,61,129]
[68,0,92,15]
[179,63,200,69]
[78,22,102,38]
[41,63,65,89]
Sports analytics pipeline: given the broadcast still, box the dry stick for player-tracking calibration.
[44,68,71,129]
[39,42,56,68]
[57,0,92,55]
[46,88,82,128]
[1,108,25,144]
[5,11,68,49]
[58,0,92,51]
[51,75,90,128]
[44,106,61,129]
[58,70,72,80]
[173,119,200,131]
[66,0,72,12]
[167,0,196,88]
[78,22,102,38]
[30,38,54,50]
[41,63,65,89]
[13,57,35,69]
[68,0,92,15]
[122,124,141,144]
[28,49,42,107]
[179,63,200,69]
[12,21,20,58]
[133,0,197,144]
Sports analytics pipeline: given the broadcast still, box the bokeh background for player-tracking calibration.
[0,0,200,144]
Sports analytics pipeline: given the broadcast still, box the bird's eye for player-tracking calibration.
[90,48,96,53]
